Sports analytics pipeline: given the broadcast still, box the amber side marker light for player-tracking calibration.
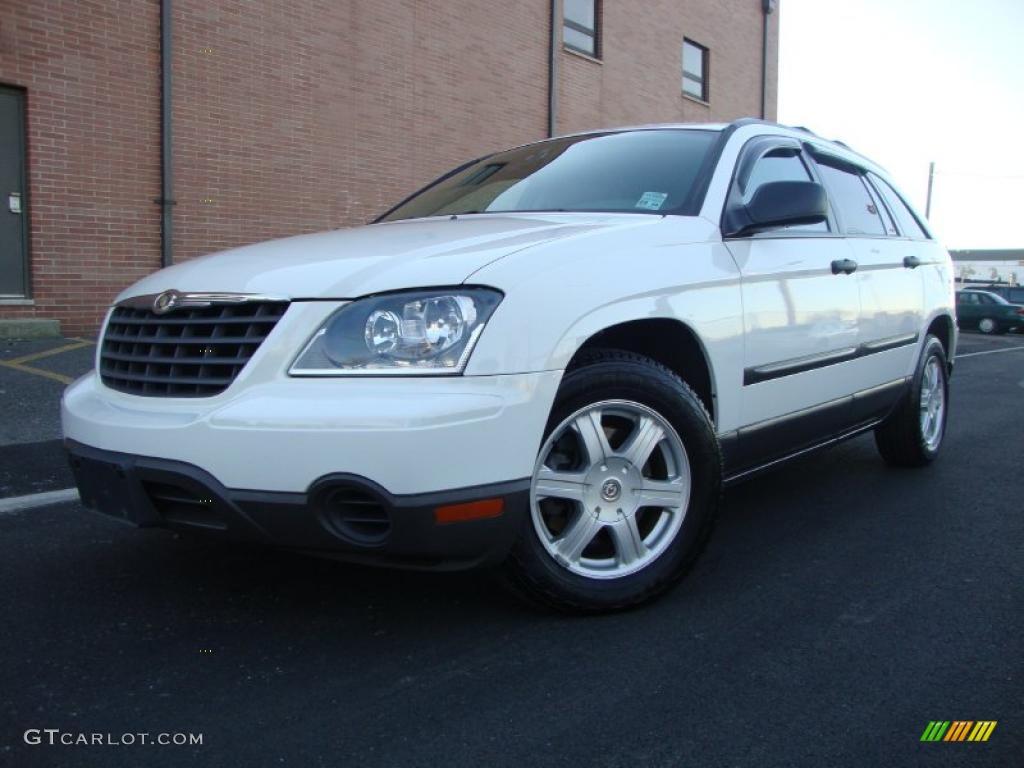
[434,498,505,525]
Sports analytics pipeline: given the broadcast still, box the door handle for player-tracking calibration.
[903,255,921,269]
[831,258,858,275]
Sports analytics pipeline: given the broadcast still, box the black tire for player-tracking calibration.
[502,349,721,613]
[874,335,949,467]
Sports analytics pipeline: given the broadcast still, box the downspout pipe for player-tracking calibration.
[760,0,776,120]
[548,0,559,137]
[158,0,174,267]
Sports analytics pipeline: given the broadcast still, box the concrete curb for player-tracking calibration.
[0,318,62,340]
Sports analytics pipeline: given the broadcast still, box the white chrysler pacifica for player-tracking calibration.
[63,120,956,611]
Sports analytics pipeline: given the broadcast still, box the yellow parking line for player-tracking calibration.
[6,338,94,365]
[0,360,75,385]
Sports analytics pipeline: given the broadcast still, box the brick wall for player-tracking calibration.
[1,0,776,336]
[171,0,549,263]
[558,0,778,133]
[0,0,162,335]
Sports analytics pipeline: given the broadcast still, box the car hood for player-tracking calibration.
[116,214,660,302]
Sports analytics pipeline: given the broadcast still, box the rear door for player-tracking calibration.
[973,291,1007,330]
[868,170,952,341]
[723,137,862,469]
[808,154,923,391]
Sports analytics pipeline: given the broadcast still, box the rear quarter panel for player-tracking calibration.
[922,242,958,360]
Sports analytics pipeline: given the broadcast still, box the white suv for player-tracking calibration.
[63,120,956,611]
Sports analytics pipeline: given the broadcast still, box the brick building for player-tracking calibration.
[0,0,779,335]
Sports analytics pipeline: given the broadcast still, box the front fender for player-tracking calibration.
[465,234,745,433]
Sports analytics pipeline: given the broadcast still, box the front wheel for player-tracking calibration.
[503,349,721,613]
[874,335,949,467]
[978,317,999,334]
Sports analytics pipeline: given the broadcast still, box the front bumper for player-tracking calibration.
[62,359,562,568]
[62,369,561,495]
[66,439,529,569]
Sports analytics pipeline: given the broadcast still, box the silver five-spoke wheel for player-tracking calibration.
[530,399,691,580]
[919,356,945,451]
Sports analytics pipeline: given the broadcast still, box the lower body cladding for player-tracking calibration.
[719,376,912,478]
[66,439,529,570]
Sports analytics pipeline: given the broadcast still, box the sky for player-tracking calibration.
[777,0,1024,249]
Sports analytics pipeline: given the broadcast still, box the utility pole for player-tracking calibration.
[925,161,935,219]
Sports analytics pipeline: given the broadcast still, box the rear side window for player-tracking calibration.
[865,182,898,236]
[815,161,886,235]
[869,173,929,239]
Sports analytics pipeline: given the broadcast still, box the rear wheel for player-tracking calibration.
[874,335,949,467]
[978,317,998,334]
[503,349,721,612]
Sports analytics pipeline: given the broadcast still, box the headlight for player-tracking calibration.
[290,287,503,375]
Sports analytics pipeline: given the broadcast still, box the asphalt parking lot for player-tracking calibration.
[1,332,1021,767]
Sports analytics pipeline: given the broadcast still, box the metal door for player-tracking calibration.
[0,86,28,297]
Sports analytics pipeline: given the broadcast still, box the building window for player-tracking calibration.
[564,0,599,58]
[682,39,709,101]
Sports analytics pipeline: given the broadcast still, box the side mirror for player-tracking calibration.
[723,180,828,237]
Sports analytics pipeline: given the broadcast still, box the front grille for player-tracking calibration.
[100,301,288,397]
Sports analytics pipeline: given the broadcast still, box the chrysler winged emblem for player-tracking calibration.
[152,290,181,315]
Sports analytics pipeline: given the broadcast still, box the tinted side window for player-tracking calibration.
[957,293,976,305]
[741,149,828,232]
[1008,288,1024,303]
[869,173,929,239]
[865,181,898,236]
[816,162,886,235]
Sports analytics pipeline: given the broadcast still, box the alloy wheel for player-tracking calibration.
[919,356,946,451]
[530,400,691,580]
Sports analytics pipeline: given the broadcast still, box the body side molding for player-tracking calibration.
[744,333,919,385]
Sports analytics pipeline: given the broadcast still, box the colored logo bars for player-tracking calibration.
[920,721,997,742]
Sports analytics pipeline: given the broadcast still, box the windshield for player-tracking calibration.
[378,129,720,222]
